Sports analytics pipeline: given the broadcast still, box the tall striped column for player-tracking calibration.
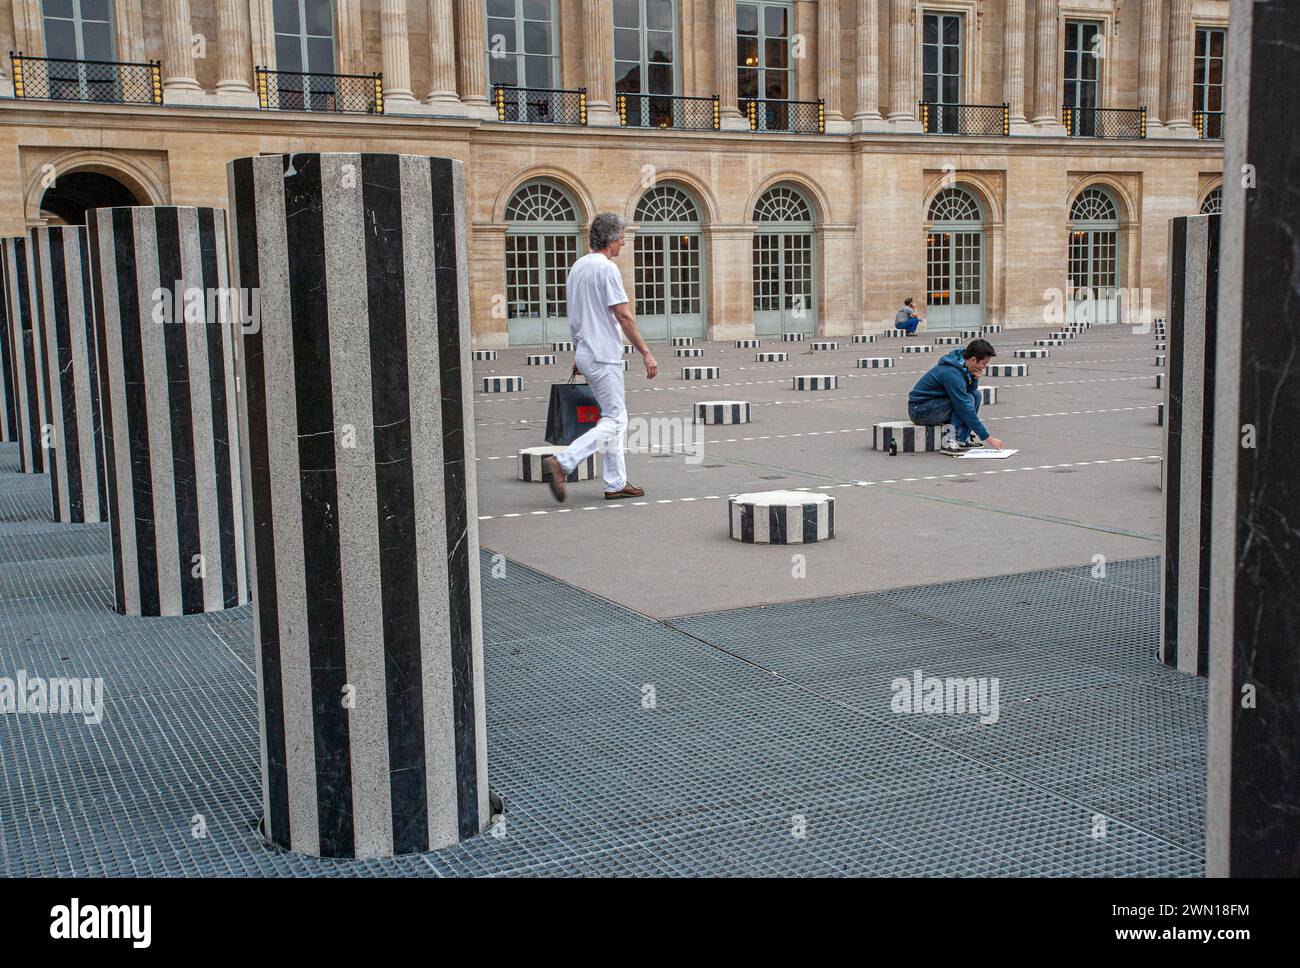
[2,236,49,473]
[227,153,489,858]
[0,265,17,441]
[30,225,106,523]
[1160,214,1219,677]
[86,207,248,617]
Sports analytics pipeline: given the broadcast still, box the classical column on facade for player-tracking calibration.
[335,0,365,74]
[582,0,620,125]
[161,0,205,103]
[852,0,887,131]
[1031,0,1064,132]
[454,0,496,118]
[215,0,257,106]
[716,0,750,130]
[1003,0,1033,133]
[380,0,417,105]
[818,0,852,132]
[1165,0,1196,135]
[1138,0,1164,129]
[886,0,921,130]
[426,0,466,113]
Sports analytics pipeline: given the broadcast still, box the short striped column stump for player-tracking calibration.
[793,374,837,390]
[1157,402,1165,426]
[857,357,894,368]
[959,329,982,339]
[978,386,997,405]
[694,400,751,425]
[782,332,805,342]
[517,445,595,482]
[1014,348,1049,358]
[620,359,630,370]
[227,152,489,858]
[734,339,761,348]
[472,350,497,361]
[1048,331,1074,340]
[31,225,107,524]
[623,344,634,354]
[988,363,1027,377]
[1155,342,1167,351]
[852,334,875,343]
[675,346,704,357]
[483,375,522,392]
[551,340,573,352]
[810,340,839,351]
[901,344,933,353]
[1034,338,1064,347]
[982,325,1002,334]
[671,336,695,346]
[87,206,248,616]
[1156,355,1166,366]
[681,365,719,380]
[729,490,834,544]
[2,235,48,473]
[934,336,962,345]
[1156,373,1164,389]
[525,354,555,365]
[879,329,905,339]
[756,351,788,362]
[872,421,951,453]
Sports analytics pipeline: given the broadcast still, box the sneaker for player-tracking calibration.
[941,434,963,453]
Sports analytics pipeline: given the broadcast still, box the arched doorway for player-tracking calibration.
[504,180,583,346]
[752,184,815,337]
[39,170,139,225]
[1067,186,1121,324]
[1200,186,1222,215]
[925,186,985,330]
[633,185,705,341]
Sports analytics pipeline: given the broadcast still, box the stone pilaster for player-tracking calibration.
[853,0,886,131]
[335,0,365,74]
[1032,0,1064,132]
[716,0,749,130]
[819,0,851,132]
[426,0,465,112]
[215,0,257,106]
[1165,0,1196,135]
[454,0,496,118]
[887,0,920,130]
[583,0,620,126]
[1138,0,1164,128]
[1004,0,1033,133]
[380,0,417,105]
[162,0,205,103]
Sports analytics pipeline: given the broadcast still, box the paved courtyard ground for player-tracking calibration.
[0,322,1207,877]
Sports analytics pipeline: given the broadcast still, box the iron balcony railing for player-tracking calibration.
[741,97,825,134]
[255,67,383,114]
[919,101,1010,136]
[617,92,719,130]
[492,84,586,125]
[10,51,161,104]
[1193,110,1224,140]
[1063,104,1147,139]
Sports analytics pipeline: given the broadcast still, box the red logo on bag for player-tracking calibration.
[577,405,600,424]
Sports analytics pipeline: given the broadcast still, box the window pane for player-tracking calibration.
[523,20,550,54]
[491,56,517,86]
[922,73,938,101]
[647,30,672,63]
[942,45,958,75]
[523,0,549,19]
[738,36,758,67]
[765,38,787,69]
[1195,29,1207,56]
[765,69,787,99]
[81,0,111,21]
[923,45,937,75]
[648,62,672,93]
[44,0,74,17]
[487,0,514,16]
[1082,53,1097,80]
[43,18,78,60]
[645,0,673,31]
[1066,21,1078,48]
[304,0,333,36]
[737,3,758,35]
[1210,30,1225,58]
[613,26,640,61]
[737,67,758,98]
[525,54,549,88]
[942,75,958,102]
[275,33,304,72]
[306,35,334,73]
[924,16,938,45]
[1064,51,1077,80]
[943,15,959,46]
[613,0,639,28]
[491,19,517,51]
[764,6,787,37]
[81,20,114,60]
[1208,58,1222,87]
[615,62,640,92]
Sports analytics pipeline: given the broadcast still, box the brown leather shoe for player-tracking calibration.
[542,456,566,503]
[603,484,645,500]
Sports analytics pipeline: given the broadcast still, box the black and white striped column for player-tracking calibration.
[227,152,489,858]
[756,351,787,362]
[2,236,48,473]
[872,421,950,452]
[31,225,106,523]
[1160,215,1219,677]
[86,206,247,616]
[694,401,750,425]
[729,490,834,543]
[0,264,16,442]
[793,374,837,390]
[518,445,595,482]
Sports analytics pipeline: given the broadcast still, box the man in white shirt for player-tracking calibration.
[544,213,658,502]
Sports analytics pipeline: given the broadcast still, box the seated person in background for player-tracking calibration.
[907,339,1006,453]
[894,298,923,336]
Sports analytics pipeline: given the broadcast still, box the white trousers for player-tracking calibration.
[555,354,628,492]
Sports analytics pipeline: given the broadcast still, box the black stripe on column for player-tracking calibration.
[802,504,817,543]
[827,499,835,538]
[87,216,126,612]
[44,228,79,522]
[1163,217,1187,666]
[0,268,16,439]
[768,505,787,544]
[740,502,753,542]
[77,228,106,511]
[429,156,480,837]
[283,154,353,858]
[1196,215,1220,678]
[362,154,429,854]
[231,158,290,848]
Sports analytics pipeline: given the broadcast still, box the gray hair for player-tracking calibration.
[589,212,627,251]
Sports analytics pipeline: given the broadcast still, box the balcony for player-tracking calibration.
[741,97,825,134]
[919,101,1009,136]
[617,93,719,131]
[10,51,161,105]
[1193,110,1224,140]
[492,85,586,125]
[1063,105,1147,139]
[255,67,383,114]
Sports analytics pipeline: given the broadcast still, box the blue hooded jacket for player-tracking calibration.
[907,348,990,441]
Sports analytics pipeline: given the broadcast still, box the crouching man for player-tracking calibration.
[907,339,1006,453]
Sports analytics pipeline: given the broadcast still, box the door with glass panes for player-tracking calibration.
[1064,21,1102,136]
[925,188,984,330]
[504,182,582,346]
[921,12,962,133]
[737,2,794,131]
[752,186,815,336]
[1067,187,1120,325]
[633,186,705,341]
[614,0,678,128]
[42,0,117,101]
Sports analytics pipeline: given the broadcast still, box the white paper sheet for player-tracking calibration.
[953,448,1020,459]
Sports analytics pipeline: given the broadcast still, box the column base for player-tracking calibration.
[887,115,923,133]
[459,98,500,122]
[586,104,622,127]
[162,80,208,106]
[425,93,470,117]
[851,113,891,133]
[720,113,751,132]
[1162,121,1200,139]
[824,116,853,134]
[215,83,259,109]
[1030,117,1067,136]
[1008,117,1035,136]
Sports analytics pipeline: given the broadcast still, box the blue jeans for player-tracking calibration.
[908,391,981,444]
[895,316,920,335]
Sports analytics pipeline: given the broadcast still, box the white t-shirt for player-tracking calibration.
[566,252,628,364]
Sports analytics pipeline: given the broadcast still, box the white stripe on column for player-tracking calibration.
[214,215,248,606]
[64,232,99,522]
[36,231,70,517]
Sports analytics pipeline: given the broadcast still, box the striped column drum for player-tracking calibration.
[734,338,760,348]
[0,257,16,442]
[1156,373,1164,389]
[978,386,997,405]
[623,344,634,354]
[31,225,107,524]
[550,340,573,352]
[901,344,933,354]
[872,421,951,452]
[86,207,247,615]
[1155,342,1167,351]
[671,336,695,346]
[681,365,719,379]
[694,400,750,425]
[959,329,981,339]
[857,357,894,368]
[1156,355,1166,366]
[2,236,48,473]
[619,359,630,371]
[810,340,839,351]
[1048,331,1074,339]
[879,329,905,339]
[981,325,1001,334]
[934,336,961,345]
[1157,402,1164,426]
[1034,338,1064,347]
[729,490,834,544]
[518,445,595,482]
[756,351,788,362]
[674,346,703,357]
[793,374,837,390]
[227,153,489,857]
[524,353,555,365]
[852,334,875,343]
[482,375,522,392]
[1014,349,1049,358]
[781,332,805,342]
[988,363,1027,377]
[471,350,496,360]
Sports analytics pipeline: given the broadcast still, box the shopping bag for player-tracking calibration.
[545,379,601,445]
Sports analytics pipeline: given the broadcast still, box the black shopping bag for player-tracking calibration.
[545,379,601,445]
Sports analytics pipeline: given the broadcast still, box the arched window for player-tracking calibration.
[753,185,815,336]
[1200,186,1222,215]
[925,186,984,330]
[1070,187,1119,223]
[634,185,704,340]
[1068,185,1122,323]
[504,181,582,345]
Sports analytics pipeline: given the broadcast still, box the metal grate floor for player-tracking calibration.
[0,444,1205,877]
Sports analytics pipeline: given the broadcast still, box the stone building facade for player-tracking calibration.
[0,1,1227,345]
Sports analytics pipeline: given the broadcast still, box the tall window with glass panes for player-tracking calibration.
[614,0,677,127]
[1063,20,1101,137]
[1194,27,1226,139]
[737,2,793,131]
